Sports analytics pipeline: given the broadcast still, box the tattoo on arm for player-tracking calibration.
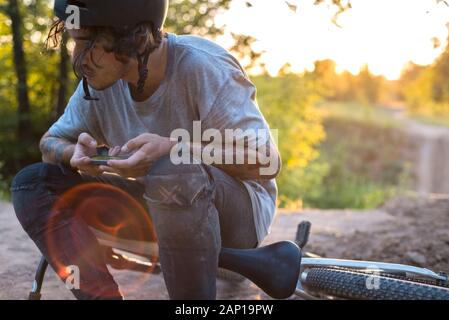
[39,135,75,165]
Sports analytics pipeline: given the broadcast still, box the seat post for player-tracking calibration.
[29,256,49,300]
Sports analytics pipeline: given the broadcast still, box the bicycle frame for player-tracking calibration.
[301,257,447,281]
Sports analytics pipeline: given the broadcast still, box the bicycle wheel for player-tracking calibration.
[301,267,449,300]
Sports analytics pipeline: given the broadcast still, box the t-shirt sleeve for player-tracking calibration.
[200,68,275,150]
[200,69,280,178]
[203,71,270,132]
[48,81,100,143]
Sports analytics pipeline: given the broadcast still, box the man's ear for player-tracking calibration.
[137,35,151,55]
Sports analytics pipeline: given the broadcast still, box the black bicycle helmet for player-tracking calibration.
[54,0,169,100]
[54,0,168,29]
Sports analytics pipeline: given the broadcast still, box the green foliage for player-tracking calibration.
[316,101,401,128]
[309,60,386,105]
[252,73,326,208]
[432,42,449,103]
[302,112,411,209]
[0,0,59,182]
[400,36,449,118]
[401,64,435,113]
[253,73,400,209]
[357,65,382,104]
[310,60,339,99]
[165,0,231,36]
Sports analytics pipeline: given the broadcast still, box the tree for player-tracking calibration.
[357,64,381,104]
[4,0,31,140]
[229,33,263,70]
[253,72,326,206]
[310,59,339,99]
[54,31,69,121]
[432,35,449,103]
[314,0,352,26]
[165,0,232,36]
[0,0,59,179]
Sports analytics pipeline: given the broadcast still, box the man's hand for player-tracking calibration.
[70,132,105,176]
[99,133,176,178]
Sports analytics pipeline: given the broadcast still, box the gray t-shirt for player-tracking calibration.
[49,33,278,243]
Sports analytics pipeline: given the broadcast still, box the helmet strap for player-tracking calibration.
[137,47,151,93]
[82,77,99,101]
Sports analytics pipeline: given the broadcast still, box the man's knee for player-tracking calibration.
[143,156,220,250]
[144,155,214,208]
[12,163,45,191]
[11,162,76,233]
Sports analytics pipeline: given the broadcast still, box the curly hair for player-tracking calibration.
[46,19,165,98]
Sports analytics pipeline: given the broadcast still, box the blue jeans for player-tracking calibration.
[11,155,258,300]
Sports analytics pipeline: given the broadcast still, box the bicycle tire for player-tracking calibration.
[302,267,449,300]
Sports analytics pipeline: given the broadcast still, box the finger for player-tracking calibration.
[99,165,120,175]
[114,146,122,156]
[122,134,150,153]
[108,150,146,169]
[78,132,97,148]
[108,146,121,156]
[71,156,90,167]
[82,157,92,165]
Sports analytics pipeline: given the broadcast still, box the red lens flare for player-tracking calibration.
[45,182,157,297]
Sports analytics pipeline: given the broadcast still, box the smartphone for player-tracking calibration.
[90,155,128,166]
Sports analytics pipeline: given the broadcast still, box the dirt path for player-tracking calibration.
[406,120,449,195]
[382,106,449,195]
[2,195,447,300]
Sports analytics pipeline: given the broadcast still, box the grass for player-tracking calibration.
[410,113,449,128]
[315,100,403,129]
[299,101,412,209]
[304,177,398,209]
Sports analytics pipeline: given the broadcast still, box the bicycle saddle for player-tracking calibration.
[219,241,301,299]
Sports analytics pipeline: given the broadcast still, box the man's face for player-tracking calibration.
[67,28,132,91]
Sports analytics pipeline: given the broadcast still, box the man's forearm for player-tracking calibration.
[185,141,281,180]
[39,134,75,165]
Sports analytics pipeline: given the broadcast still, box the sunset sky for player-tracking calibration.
[216,0,449,79]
